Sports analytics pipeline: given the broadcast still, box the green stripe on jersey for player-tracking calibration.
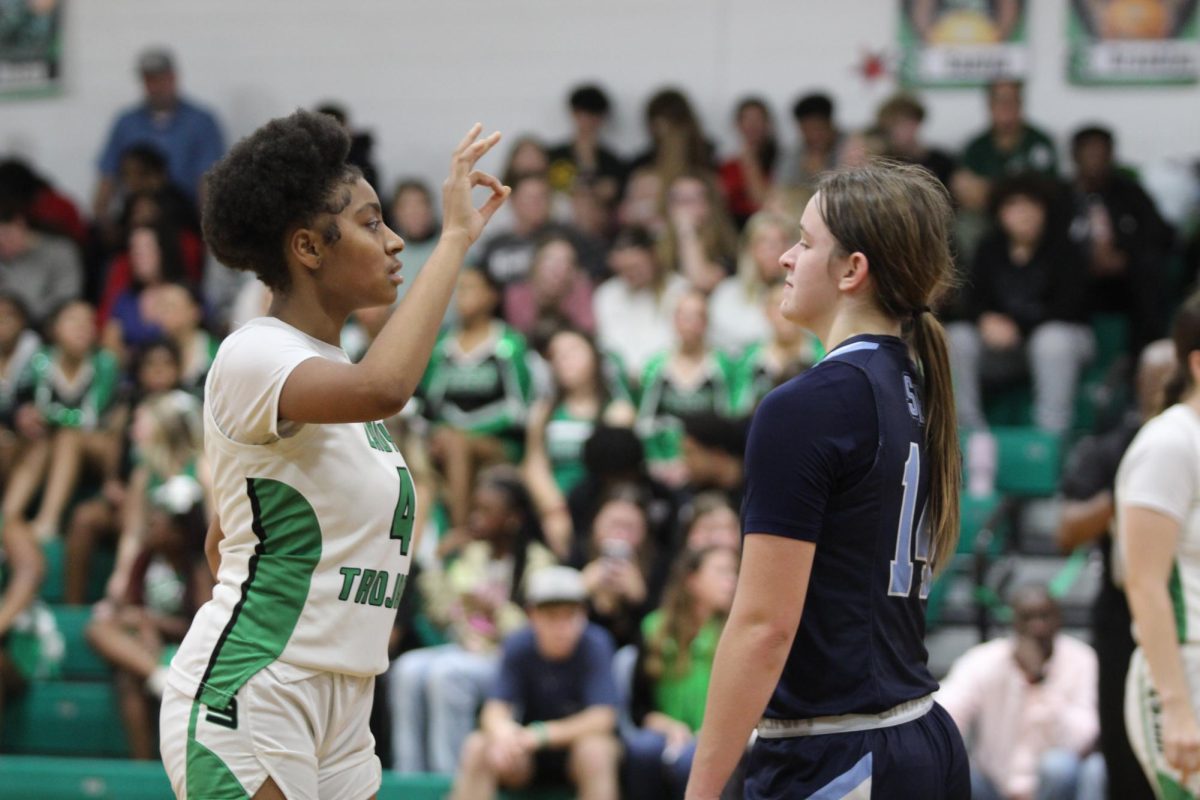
[1171,562,1188,643]
[197,478,321,708]
[186,700,248,798]
[1154,771,1193,800]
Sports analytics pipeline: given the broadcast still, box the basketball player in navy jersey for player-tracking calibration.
[685,161,970,799]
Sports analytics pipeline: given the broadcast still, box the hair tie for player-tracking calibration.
[912,306,932,318]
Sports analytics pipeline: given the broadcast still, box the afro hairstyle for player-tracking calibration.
[201,109,361,292]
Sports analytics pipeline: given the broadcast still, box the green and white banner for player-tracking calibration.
[1069,0,1200,85]
[899,0,1029,88]
[0,0,62,98]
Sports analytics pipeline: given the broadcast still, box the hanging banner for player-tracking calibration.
[899,0,1030,88]
[0,0,63,98]
[1068,0,1200,85]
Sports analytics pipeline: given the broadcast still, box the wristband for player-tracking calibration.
[528,720,549,749]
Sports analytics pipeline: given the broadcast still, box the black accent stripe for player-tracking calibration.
[194,478,269,703]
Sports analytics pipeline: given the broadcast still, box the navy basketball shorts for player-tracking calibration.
[744,703,969,799]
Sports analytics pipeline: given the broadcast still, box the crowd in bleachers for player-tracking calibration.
[2,43,1200,800]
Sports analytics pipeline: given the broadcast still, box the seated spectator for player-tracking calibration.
[567,426,679,560]
[637,290,738,485]
[87,389,210,760]
[735,282,823,413]
[524,328,636,559]
[98,144,201,259]
[778,92,842,191]
[594,226,688,380]
[679,413,746,512]
[93,47,224,218]
[955,79,1058,214]
[624,546,739,800]
[676,492,741,554]
[504,234,595,337]
[548,84,624,206]
[64,338,184,606]
[580,485,660,648]
[390,467,556,775]
[0,293,41,483]
[1068,125,1174,353]
[947,175,1094,432]
[1056,339,1172,800]
[627,88,716,182]
[659,171,739,293]
[876,92,957,190]
[718,97,778,228]
[475,172,579,287]
[418,268,534,528]
[3,300,119,542]
[372,179,442,324]
[937,585,1103,800]
[502,136,552,187]
[708,211,791,356]
[0,198,83,327]
[836,127,887,169]
[0,158,86,248]
[150,282,217,396]
[315,102,380,191]
[616,167,666,237]
[0,506,64,727]
[452,566,620,800]
[100,223,191,358]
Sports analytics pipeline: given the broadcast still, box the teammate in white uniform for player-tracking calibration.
[159,111,509,800]
[1120,293,1200,800]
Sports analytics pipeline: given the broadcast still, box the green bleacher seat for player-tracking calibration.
[39,538,65,604]
[0,756,171,800]
[959,491,1003,556]
[52,604,111,680]
[993,427,1063,497]
[1091,313,1130,375]
[1,681,130,757]
[0,760,579,800]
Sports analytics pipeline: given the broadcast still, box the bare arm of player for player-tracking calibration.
[1122,505,1200,781]
[685,534,816,800]
[278,125,510,425]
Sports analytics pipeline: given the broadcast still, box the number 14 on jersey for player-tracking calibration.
[889,442,931,599]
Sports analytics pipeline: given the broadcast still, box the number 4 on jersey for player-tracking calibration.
[889,442,932,599]
[390,467,416,557]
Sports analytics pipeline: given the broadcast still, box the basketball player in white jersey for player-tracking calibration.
[158,111,508,800]
[1121,292,1200,800]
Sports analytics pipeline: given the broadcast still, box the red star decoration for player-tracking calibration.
[857,49,890,82]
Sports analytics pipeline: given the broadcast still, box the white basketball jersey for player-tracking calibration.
[170,318,415,710]
[1117,403,1200,644]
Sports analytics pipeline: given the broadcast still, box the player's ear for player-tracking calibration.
[836,251,870,293]
[288,226,324,274]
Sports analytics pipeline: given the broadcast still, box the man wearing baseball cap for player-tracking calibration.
[93,46,224,218]
[452,566,621,800]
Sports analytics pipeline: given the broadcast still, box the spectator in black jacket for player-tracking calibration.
[1068,125,1174,353]
[947,174,1095,432]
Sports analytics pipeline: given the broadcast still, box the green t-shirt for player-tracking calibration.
[641,610,721,732]
[962,124,1058,179]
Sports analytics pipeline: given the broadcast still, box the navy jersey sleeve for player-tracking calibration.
[579,626,619,709]
[741,362,878,543]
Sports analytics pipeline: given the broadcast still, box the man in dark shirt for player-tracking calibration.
[1068,126,1173,354]
[1056,339,1174,800]
[547,85,624,207]
[453,566,619,800]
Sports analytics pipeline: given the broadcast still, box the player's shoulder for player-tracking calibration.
[211,317,329,380]
[1127,405,1200,462]
[759,353,871,416]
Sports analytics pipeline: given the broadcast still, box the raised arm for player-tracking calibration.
[278,125,510,424]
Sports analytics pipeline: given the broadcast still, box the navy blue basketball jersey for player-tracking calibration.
[741,333,939,720]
